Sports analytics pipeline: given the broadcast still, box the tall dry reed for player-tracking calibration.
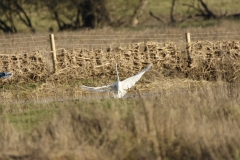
[1,81,240,160]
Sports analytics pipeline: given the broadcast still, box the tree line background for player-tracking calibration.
[0,0,239,33]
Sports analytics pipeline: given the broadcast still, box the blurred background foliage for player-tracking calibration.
[0,0,239,33]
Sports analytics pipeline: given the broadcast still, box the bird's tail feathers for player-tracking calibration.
[114,90,127,98]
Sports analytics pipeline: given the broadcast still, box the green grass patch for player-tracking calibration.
[0,101,62,132]
[7,108,54,131]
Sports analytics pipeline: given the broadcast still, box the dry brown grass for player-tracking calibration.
[1,81,240,160]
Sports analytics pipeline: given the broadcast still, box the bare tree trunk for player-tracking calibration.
[198,0,216,19]
[0,20,15,33]
[131,0,150,27]
[149,11,165,23]
[52,11,65,31]
[13,1,35,33]
[75,7,81,27]
[170,0,177,22]
[182,0,216,19]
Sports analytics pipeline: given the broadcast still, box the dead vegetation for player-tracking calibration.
[188,41,240,82]
[1,37,240,159]
[0,39,240,103]
[0,40,240,86]
[1,81,240,160]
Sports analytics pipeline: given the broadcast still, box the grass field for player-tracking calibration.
[1,80,240,160]
[1,17,240,159]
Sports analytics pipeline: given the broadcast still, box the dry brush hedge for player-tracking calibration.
[0,40,240,85]
[0,52,50,85]
[188,41,240,82]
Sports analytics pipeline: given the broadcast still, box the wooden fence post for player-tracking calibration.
[49,34,57,73]
[185,32,192,67]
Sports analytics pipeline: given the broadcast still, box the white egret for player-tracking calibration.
[82,63,152,98]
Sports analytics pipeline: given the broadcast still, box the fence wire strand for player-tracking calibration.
[0,31,239,54]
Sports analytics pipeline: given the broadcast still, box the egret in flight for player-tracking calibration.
[82,63,152,98]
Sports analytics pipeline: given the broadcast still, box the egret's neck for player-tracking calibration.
[116,64,120,82]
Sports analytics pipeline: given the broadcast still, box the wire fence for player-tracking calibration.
[0,31,240,54]
[0,35,49,55]
[0,31,239,102]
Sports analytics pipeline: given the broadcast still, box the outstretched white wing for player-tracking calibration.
[121,63,152,90]
[82,83,116,92]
